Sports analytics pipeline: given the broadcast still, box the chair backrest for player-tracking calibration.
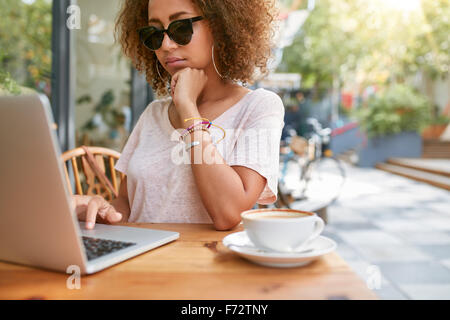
[61,146,124,201]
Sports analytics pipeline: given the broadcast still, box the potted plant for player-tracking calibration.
[355,84,431,167]
[0,70,38,96]
[78,90,126,148]
[422,112,450,140]
[0,70,21,96]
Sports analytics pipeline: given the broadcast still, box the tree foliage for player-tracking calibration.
[401,0,450,79]
[279,0,450,94]
[0,0,52,95]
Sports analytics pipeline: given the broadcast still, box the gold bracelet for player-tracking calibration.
[184,117,226,144]
[180,126,210,142]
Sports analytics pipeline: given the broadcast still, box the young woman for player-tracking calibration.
[74,0,285,231]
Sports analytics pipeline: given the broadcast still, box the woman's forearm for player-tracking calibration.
[187,130,252,230]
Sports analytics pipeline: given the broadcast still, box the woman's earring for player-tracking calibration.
[212,45,224,78]
[156,61,164,81]
[156,61,172,95]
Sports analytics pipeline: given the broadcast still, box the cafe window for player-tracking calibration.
[74,0,132,151]
[1,0,153,153]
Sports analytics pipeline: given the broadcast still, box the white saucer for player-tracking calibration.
[222,231,337,268]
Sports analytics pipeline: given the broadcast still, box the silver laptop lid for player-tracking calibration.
[0,94,87,273]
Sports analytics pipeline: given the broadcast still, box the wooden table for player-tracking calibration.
[0,223,378,300]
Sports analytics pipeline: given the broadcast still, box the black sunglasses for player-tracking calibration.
[138,16,204,51]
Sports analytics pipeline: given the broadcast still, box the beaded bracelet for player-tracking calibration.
[184,120,212,133]
[180,126,210,142]
[183,117,227,144]
[181,119,211,136]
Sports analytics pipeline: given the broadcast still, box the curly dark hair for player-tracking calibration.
[115,0,279,96]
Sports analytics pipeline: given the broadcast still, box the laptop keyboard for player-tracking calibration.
[82,236,137,261]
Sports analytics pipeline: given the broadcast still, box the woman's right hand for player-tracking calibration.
[71,195,123,230]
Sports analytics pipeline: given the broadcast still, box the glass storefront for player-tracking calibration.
[74,0,132,152]
[1,0,150,153]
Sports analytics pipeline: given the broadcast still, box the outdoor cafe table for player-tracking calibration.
[0,223,378,300]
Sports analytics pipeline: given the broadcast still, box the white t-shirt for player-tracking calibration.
[115,87,285,223]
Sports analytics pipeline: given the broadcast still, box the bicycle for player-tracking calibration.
[275,118,346,221]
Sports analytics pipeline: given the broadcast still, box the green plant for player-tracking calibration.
[80,90,126,133]
[431,114,450,125]
[0,0,52,97]
[356,84,431,138]
[0,70,21,95]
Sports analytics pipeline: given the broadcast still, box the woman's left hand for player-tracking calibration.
[171,67,208,113]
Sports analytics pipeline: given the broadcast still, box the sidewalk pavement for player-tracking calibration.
[321,162,450,300]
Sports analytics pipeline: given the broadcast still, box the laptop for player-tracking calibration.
[0,94,179,275]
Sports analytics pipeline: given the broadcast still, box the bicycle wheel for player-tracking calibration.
[276,154,309,208]
[302,157,346,206]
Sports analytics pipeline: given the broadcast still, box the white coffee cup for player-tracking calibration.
[241,208,325,253]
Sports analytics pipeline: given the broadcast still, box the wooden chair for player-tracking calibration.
[61,146,124,201]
